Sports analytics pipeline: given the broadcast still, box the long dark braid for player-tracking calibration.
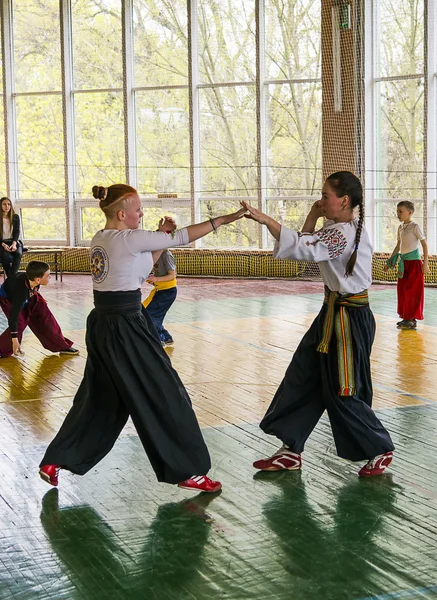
[345,199,364,276]
[326,171,364,277]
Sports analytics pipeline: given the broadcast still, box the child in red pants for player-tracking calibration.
[385,201,429,330]
[0,260,78,357]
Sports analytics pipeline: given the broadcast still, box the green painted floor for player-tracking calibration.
[1,280,437,599]
[2,410,437,600]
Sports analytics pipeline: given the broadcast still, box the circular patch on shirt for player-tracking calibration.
[90,246,109,283]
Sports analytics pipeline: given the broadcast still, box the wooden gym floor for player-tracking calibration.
[1,275,437,600]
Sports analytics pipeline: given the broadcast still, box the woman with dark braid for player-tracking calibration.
[241,172,394,477]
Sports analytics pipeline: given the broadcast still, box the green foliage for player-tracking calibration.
[136,89,190,195]
[21,207,66,239]
[0,0,324,246]
[0,0,427,251]
[376,0,425,250]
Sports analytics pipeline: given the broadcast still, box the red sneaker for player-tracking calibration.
[358,452,393,477]
[253,446,302,471]
[178,475,222,493]
[39,465,61,486]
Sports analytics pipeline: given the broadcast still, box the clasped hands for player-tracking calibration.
[239,199,325,224]
[2,241,17,253]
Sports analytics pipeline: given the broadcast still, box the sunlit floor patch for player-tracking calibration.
[1,276,437,599]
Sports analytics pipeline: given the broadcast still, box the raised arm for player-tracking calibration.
[185,208,247,242]
[240,201,281,240]
[241,200,347,263]
[125,208,247,254]
[301,201,325,233]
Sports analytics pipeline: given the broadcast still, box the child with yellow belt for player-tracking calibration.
[142,249,177,346]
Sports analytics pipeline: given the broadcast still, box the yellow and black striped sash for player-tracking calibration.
[317,288,369,396]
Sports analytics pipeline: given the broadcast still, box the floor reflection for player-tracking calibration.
[40,489,218,599]
[260,473,400,600]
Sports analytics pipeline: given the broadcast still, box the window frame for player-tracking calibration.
[0,0,323,249]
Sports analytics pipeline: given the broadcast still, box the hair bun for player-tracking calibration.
[92,185,107,201]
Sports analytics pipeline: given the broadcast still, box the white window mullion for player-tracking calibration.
[364,0,378,249]
[188,0,201,243]
[60,0,77,245]
[353,0,365,180]
[426,0,436,253]
[122,0,137,189]
[1,0,18,205]
[256,0,267,249]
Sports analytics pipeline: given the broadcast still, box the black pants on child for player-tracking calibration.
[144,287,177,343]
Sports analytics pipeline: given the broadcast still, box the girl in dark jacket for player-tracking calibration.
[1,197,23,277]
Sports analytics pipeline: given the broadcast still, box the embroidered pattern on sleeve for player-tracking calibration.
[315,228,348,259]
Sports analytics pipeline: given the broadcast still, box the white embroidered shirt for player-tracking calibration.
[273,219,372,294]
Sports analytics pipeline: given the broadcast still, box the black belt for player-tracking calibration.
[93,289,142,312]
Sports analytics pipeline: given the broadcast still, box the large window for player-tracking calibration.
[133,0,190,234]
[265,0,321,245]
[367,0,436,252]
[197,0,258,247]
[0,15,6,190]
[3,0,437,251]
[72,0,124,242]
[12,0,65,241]
[0,0,321,247]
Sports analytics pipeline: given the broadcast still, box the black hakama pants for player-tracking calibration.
[40,290,211,484]
[260,304,394,461]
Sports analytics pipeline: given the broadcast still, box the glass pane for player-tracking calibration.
[376,201,424,253]
[200,199,257,248]
[0,15,3,189]
[0,11,3,90]
[136,90,190,195]
[197,0,256,83]
[376,79,424,200]
[267,82,322,196]
[200,86,257,196]
[142,205,191,231]
[265,0,321,80]
[267,197,319,230]
[16,96,64,199]
[80,205,191,239]
[80,207,106,240]
[20,207,66,240]
[0,106,6,190]
[72,0,122,90]
[378,0,424,78]
[133,0,188,86]
[75,92,125,196]
[13,0,61,92]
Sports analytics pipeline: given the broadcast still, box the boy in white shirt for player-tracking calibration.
[385,201,429,330]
